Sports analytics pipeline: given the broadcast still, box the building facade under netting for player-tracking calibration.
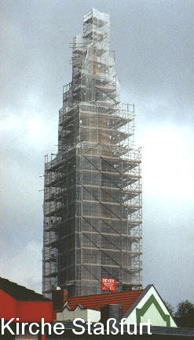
[42,8,142,298]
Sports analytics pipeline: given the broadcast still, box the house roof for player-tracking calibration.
[0,277,50,301]
[68,289,143,315]
[123,284,152,318]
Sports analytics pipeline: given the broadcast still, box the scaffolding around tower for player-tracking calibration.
[42,8,142,298]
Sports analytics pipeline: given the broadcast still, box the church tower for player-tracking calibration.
[42,8,142,298]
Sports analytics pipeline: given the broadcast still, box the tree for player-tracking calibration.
[175,300,194,327]
[164,301,174,317]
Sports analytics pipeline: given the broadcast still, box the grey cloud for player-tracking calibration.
[1,0,194,306]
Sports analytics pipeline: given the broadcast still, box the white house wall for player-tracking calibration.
[57,306,100,322]
[140,303,167,327]
[125,285,177,327]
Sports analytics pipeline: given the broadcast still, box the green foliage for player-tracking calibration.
[175,300,194,318]
[175,300,194,327]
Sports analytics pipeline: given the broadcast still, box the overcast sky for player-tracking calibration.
[1,0,194,308]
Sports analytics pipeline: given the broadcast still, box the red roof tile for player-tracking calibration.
[68,289,143,315]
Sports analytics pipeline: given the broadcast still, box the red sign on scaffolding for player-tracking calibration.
[101,277,116,291]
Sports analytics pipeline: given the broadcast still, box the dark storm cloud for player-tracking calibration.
[1,0,194,306]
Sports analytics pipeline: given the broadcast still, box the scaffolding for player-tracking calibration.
[42,8,142,298]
